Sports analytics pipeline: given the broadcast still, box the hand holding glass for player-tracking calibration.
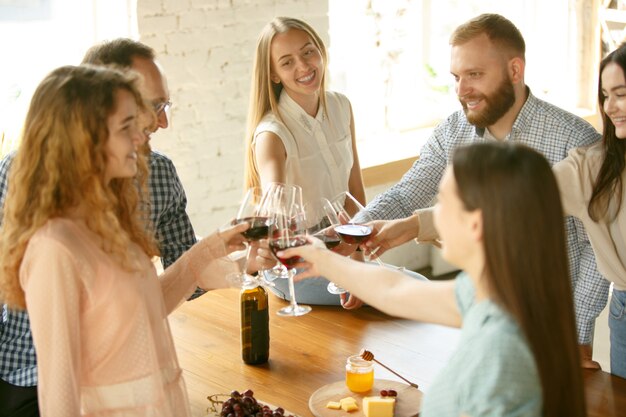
[262,183,304,283]
[304,198,346,295]
[330,192,384,267]
[269,195,311,316]
[227,187,272,288]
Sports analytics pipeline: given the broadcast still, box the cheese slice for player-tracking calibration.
[338,397,358,412]
[362,396,396,417]
[325,401,342,410]
[341,402,359,412]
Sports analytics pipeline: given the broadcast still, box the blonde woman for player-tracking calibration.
[244,17,365,208]
[245,17,424,307]
[0,65,247,416]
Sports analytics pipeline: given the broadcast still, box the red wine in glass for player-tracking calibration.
[269,236,308,268]
[232,216,271,241]
[334,224,373,245]
[316,234,341,250]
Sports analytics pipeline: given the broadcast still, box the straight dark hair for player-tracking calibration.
[590,44,626,221]
[453,142,585,417]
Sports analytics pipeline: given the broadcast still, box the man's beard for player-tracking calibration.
[460,75,515,128]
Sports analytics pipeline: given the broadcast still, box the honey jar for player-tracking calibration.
[345,355,374,393]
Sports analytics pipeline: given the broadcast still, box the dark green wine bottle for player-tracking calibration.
[240,284,269,364]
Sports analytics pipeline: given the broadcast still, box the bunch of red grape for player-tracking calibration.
[219,390,294,417]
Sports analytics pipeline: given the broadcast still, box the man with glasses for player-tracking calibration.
[0,38,198,417]
[81,39,199,276]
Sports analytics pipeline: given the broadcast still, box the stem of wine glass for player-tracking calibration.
[241,243,252,277]
[287,268,299,310]
[368,253,385,267]
[277,266,311,316]
[363,245,385,266]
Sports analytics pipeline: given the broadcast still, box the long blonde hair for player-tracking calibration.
[0,65,159,309]
[244,17,329,191]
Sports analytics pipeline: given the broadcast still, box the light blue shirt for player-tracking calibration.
[420,273,542,417]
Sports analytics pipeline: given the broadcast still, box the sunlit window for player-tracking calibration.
[0,0,136,157]
[328,0,594,167]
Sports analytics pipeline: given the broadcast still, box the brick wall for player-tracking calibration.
[137,0,329,237]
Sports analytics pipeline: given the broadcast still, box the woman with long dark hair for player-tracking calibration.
[280,142,585,416]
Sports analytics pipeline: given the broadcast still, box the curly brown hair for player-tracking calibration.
[0,65,159,309]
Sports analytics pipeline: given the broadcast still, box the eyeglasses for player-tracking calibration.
[151,100,172,116]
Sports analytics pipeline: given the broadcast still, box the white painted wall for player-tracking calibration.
[135,0,453,274]
[137,0,329,237]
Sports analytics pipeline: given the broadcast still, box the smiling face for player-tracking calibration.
[451,34,516,129]
[130,56,170,141]
[104,88,145,183]
[601,62,626,139]
[269,28,324,106]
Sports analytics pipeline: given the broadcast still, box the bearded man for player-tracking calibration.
[359,13,607,370]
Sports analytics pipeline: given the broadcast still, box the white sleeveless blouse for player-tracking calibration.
[253,90,354,205]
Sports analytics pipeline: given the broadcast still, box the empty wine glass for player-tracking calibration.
[304,198,345,295]
[330,191,385,267]
[268,191,311,316]
[227,187,272,288]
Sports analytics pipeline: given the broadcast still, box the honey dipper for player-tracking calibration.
[360,349,419,389]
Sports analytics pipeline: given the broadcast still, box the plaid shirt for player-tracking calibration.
[365,90,610,345]
[0,149,198,386]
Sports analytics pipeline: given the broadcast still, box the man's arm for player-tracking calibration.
[364,122,450,221]
[568,217,610,366]
[553,116,606,366]
[0,152,39,389]
[148,153,201,298]
[151,159,196,268]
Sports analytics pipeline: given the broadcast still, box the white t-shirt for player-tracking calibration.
[253,90,354,205]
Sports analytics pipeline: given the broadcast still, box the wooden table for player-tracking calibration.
[169,289,626,417]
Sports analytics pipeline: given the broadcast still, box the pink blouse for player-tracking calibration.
[19,218,222,416]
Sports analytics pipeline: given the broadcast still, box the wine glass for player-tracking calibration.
[304,198,345,295]
[330,192,385,267]
[261,183,304,284]
[268,191,311,316]
[227,187,272,288]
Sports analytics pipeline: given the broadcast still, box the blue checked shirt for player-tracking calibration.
[0,149,198,386]
[365,90,610,345]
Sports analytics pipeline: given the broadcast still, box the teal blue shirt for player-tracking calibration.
[420,273,542,416]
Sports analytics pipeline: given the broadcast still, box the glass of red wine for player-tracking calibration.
[330,192,384,267]
[227,187,272,288]
[304,198,346,295]
[262,183,304,283]
[269,194,311,316]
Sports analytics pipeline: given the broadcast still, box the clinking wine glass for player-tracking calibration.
[330,191,385,267]
[268,199,312,316]
[304,198,346,295]
[262,183,304,283]
[227,187,272,288]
